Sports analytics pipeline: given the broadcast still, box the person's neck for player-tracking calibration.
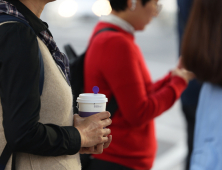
[111,11,126,21]
[19,0,45,18]
[111,10,133,28]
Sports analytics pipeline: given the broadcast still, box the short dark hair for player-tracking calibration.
[109,0,150,11]
[182,0,222,86]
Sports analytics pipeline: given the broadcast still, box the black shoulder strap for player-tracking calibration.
[93,28,119,118]
[90,28,119,118]
[0,14,45,170]
[93,27,118,37]
[69,27,119,117]
[0,144,11,170]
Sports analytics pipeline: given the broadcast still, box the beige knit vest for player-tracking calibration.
[0,22,81,170]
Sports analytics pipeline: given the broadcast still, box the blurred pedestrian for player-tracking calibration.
[181,0,222,169]
[0,0,112,169]
[83,0,194,169]
[177,0,202,169]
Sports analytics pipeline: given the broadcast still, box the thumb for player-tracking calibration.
[73,113,80,119]
[177,56,186,69]
[73,114,81,124]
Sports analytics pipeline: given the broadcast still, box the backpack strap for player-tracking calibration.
[0,144,11,170]
[92,28,119,118]
[70,27,119,117]
[0,14,45,170]
[93,27,118,37]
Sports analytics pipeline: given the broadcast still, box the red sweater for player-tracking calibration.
[84,22,187,170]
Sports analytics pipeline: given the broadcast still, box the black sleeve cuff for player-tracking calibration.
[63,126,81,155]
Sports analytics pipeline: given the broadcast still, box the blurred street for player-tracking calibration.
[41,1,188,169]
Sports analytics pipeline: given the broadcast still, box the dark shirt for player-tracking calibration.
[0,0,81,156]
[177,0,193,24]
[177,0,202,106]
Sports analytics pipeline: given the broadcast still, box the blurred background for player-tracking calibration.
[41,0,187,169]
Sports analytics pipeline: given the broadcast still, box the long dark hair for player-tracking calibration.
[182,0,222,85]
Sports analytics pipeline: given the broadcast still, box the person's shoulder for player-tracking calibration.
[93,22,133,45]
[0,22,38,61]
[0,21,36,43]
[94,30,132,50]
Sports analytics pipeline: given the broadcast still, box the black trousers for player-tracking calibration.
[85,158,135,170]
[182,105,196,170]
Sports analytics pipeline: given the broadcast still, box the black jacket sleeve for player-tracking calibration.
[0,22,81,156]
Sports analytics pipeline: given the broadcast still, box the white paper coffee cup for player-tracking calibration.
[77,93,108,117]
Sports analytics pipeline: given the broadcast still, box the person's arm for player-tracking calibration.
[152,73,171,92]
[99,35,187,126]
[0,23,81,156]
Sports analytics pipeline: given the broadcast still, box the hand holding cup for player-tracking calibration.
[78,135,112,154]
[74,87,112,154]
[74,112,112,149]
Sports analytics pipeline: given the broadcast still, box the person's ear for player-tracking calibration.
[127,0,137,11]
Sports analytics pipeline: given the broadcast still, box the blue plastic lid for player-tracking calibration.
[93,86,99,94]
